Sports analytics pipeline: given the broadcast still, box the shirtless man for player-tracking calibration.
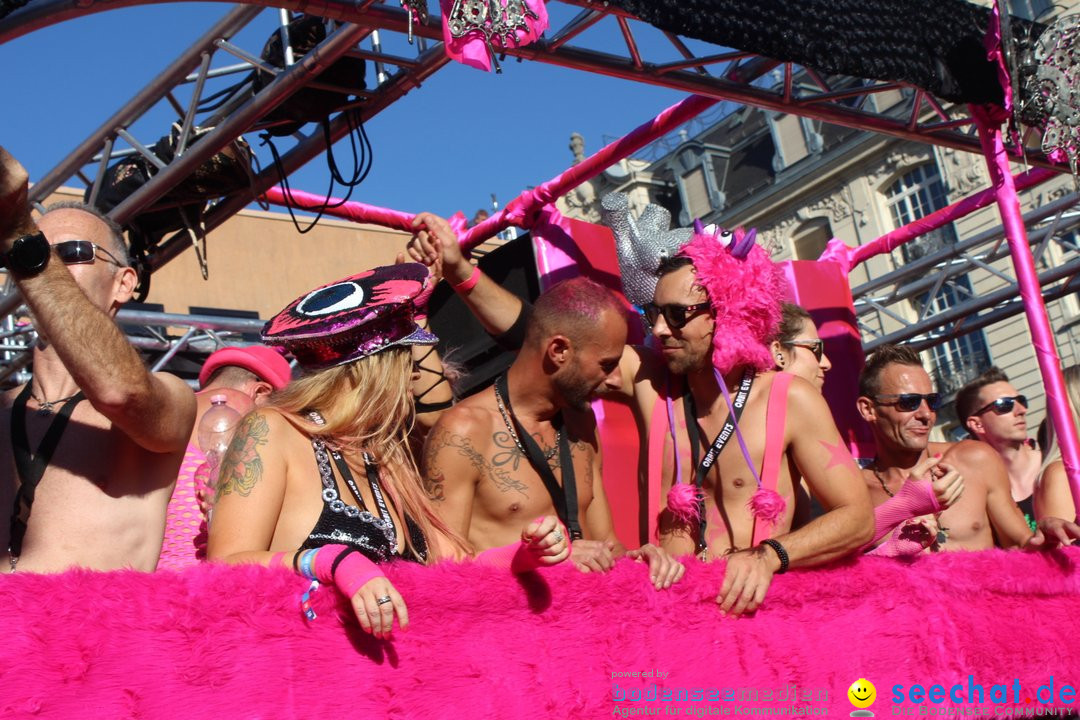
[955,367,1041,530]
[421,264,684,589]
[857,344,1077,552]
[0,146,195,573]
[409,218,872,615]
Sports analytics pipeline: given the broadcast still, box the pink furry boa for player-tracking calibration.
[2,550,1080,718]
[666,482,702,526]
[677,231,784,374]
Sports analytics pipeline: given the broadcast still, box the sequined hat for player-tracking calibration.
[262,263,437,371]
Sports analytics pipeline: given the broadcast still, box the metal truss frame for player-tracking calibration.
[0,0,1073,379]
[853,190,1080,353]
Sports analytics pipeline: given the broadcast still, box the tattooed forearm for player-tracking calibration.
[216,413,269,500]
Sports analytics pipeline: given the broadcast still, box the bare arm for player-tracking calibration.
[409,211,524,336]
[776,379,875,564]
[952,441,1033,548]
[1035,461,1076,523]
[0,146,195,454]
[207,410,287,565]
[420,408,488,542]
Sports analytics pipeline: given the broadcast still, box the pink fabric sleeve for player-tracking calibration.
[864,480,942,549]
[473,541,544,573]
[312,544,386,598]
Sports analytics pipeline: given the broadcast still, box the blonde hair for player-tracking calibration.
[1039,365,1080,477]
[270,348,466,562]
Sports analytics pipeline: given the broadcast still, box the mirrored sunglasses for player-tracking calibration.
[54,239,125,267]
[973,394,1027,416]
[873,392,942,412]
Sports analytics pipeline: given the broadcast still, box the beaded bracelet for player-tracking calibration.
[760,538,789,574]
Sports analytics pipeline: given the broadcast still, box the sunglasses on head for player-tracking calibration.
[873,392,942,412]
[783,338,824,362]
[54,239,125,267]
[642,301,710,330]
[973,394,1027,416]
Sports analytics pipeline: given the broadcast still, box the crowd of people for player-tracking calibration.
[1,142,1078,639]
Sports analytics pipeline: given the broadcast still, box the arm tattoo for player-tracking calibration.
[821,438,860,475]
[216,414,269,500]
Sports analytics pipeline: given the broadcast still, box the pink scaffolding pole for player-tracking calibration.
[261,186,416,231]
[458,94,718,251]
[846,168,1057,268]
[972,107,1080,519]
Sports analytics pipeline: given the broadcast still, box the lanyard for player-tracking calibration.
[682,368,754,554]
[494,374,582,540]
[8,382,86,563]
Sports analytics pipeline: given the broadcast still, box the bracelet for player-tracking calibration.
[449,265,481,293]
[330,547,358,577]
[299,548,319,580]
[760,538,789,574]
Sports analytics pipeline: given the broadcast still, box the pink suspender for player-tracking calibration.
[750,373,793,546]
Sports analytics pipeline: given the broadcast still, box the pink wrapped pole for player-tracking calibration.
[849,167,1056,268]
[262,186,416,232]
[973,107,1080,519]
[458,94,718,251]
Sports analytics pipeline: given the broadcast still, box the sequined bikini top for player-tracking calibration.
[300,412,427,564]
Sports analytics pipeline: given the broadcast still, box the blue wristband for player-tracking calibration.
[299,548,318,580]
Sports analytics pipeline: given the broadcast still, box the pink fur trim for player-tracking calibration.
[748,487,787,528]
[678,231,784,374]
[665,482,702,526]
[3,552,1080,716]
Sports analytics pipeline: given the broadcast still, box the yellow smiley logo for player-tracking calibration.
[848,678,876,709]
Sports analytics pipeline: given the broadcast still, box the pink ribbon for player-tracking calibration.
[439,0,549,72]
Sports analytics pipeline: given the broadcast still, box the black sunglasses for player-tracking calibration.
[783,338,824,362]
[643,301,711,330]
[54,239,125,267]
[973,394,1027,416]
[873,393,942,412]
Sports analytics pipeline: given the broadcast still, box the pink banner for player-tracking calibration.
[973,107,1080,519]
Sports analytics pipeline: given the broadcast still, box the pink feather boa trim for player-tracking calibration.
[665,482,703,526]
[748,487,787,529]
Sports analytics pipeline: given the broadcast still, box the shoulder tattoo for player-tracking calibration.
[216,413,269,500]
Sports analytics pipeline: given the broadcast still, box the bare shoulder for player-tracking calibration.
[940,438,997,465]
[780,372,834,422]
[429,396,495,439]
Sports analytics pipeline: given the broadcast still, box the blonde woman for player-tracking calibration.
[208,261,568,638]
[1035,365,1080,522]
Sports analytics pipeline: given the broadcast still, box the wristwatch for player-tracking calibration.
[2,231,51,277]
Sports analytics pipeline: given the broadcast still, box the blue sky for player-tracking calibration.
[0,3,728,220]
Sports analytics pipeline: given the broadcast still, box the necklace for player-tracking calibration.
[493,379,559,461]
[30,391,83,417]
[872,467,895,497]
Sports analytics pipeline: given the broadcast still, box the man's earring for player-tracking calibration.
[775,354,785,367]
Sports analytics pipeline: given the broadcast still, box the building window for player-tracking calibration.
[681,166,712,221]
[884,163,992,393]
[793,219,832,261]
[886,164,957,263]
